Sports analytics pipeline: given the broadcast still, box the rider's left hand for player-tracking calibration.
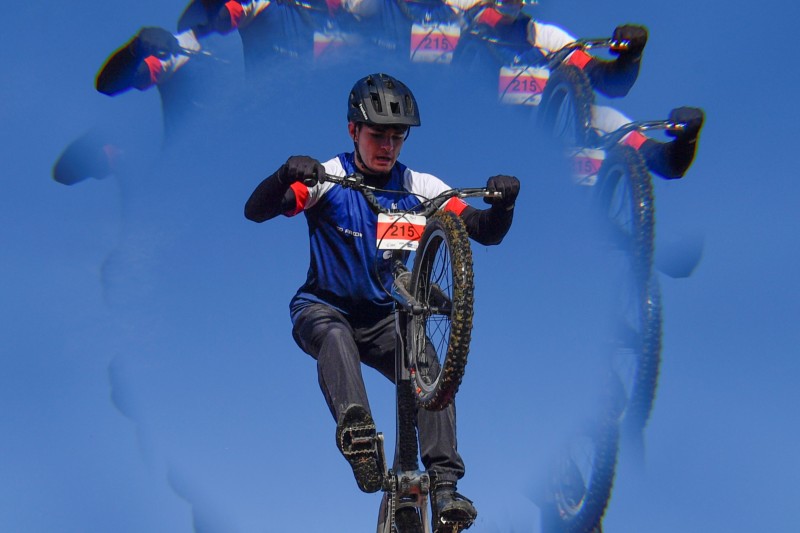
[611,24,648,59]
[667,107,705,142]
[485,175,520,209]
[132,27,183,59]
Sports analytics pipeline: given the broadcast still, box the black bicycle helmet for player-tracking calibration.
[347,73,421,127]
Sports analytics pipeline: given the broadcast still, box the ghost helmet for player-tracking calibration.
[347,73,421,128]
[492,0,535,19]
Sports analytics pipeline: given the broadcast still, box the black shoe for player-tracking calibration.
[431,482,477,532]
[53,131,115,185]
[335,405,382,493]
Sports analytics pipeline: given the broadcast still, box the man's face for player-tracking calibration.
[349,122,408,174]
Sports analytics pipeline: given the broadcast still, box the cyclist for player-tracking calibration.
[96,27,199,97]
[244,72,519,530]
[95,26,229,139]
[445,0,704,179]
[175,0,365,71]
[590,105,705,180]
[94,0,365,101]
[351,0,466,65]
[451,0,647,99]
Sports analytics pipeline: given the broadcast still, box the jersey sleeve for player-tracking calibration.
[232,0,272,29]
[402,168,468,214]
[144,30,199,86]
[591,105,648,149]
[530,19,576,54]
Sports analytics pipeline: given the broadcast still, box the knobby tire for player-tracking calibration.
[537,65,594,147]
[548,420,620,533]
[596,145,662,451]
[408,210,474,412]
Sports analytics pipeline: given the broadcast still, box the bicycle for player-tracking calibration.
[538,119,684,533]
[468,35,630,149]
[578,120,686,456]
[319,172,501,533]
[536,38,630,147]
[536,371,623,533]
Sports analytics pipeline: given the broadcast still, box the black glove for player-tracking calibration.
[131,27,182,59]
[667,107,705,142]
[200,0,235,32]
[201,0,230,10]
[611,24,648,59]
[279,156,325,187]
[485,175,520,208]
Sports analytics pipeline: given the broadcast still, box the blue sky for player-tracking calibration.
[2,1,799,532]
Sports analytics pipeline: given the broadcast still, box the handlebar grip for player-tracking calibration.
[609,39,630,52]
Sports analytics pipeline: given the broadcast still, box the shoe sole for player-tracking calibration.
[336,406,383,493]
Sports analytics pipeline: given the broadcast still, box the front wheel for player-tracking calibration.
[595,144,655,281]
[596,145,662,460]
[540,417,620,533]
[407,210,474,411]
[537,64,594,147]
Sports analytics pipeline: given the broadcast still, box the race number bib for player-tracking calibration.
[410,23,460,64]
[377,213,427,250]
[498,65,550,106]
[571,148,605,186]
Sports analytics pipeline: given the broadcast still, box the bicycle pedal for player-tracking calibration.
[436,512,475,532]
[434,521,468,533]
[339,424,377,456]
[435,521,472,533]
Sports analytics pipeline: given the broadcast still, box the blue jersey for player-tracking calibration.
[287,152,466,323]
[368,0,463,62]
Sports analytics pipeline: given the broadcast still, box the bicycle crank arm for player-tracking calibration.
[392,272,427,315]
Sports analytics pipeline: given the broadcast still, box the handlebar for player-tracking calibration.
[545,37,628,70]
[588,119,685,150]
[320,173,501,217]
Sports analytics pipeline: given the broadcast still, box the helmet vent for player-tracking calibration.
[370,93,383,113]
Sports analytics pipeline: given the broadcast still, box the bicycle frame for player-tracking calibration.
[320,172,496,533]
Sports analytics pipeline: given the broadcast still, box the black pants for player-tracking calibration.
[291,302,464,484]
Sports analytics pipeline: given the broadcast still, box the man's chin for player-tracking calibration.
[372,161,394,172]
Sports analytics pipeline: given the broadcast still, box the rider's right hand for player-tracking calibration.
[611,24,648,59]
[667,107,705,142]
[485,175,520,209]
[279,156,325,187]
[131,27,182,59]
